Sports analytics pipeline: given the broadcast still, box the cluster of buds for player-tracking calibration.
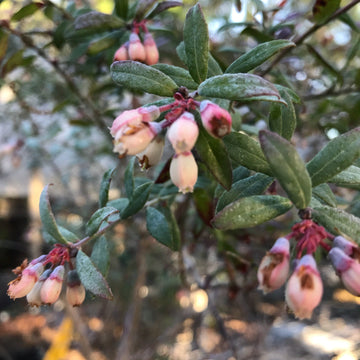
[114,20,159,65]
[110,90,232,192]
[257,212,359,320]
[7,245,85,307]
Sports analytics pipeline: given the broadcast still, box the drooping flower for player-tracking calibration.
[170,151,198,193]
[40,265,65,304]
[27,269,52,307]
[66,270,86,307]
[128,32,146,62]
[137,136,165,170]
[144,32,159,65]
[113,42,129,61]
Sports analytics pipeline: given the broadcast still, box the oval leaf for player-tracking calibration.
[312,184,336,207]
[183,4,209,83]
[225,40,295,74]
[74,11,125,31]
[198,73,282,103]
[306,127,360,187]
[86,207,119,236]
[111,61,178,97]
[152,64,199,89]
[146,1,183,19]
[11,2,43,22]
[259,130,312,209]
[76,250,113,299]
[91,236,110,276]
[212,195,293,230]
[223,132,273,175]
[329,165,360,190]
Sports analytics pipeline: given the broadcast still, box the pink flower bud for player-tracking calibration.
[333,236,360,260]
[110,109,143,138]
[170,152,198,193]
[66,270,86,307]
[257,237,290,294]
[40,265,64,304]
[199,100,232,138]
[128,32,146,62]
[7,263,44,299]
[26,269,51,307]
[137,136,165,170]
[138,105,161,122]
[285,255,323,319]
[167,112,199,153]
[144,32,159,65]
[113,42,129,62]
[329,247,360,296]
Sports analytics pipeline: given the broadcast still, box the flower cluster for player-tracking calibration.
[7,245,85,307]
[258,215,360,319]
[110,91,232,193]
[113,20,159,65]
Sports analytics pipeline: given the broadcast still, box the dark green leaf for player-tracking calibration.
[86,207,119,236]
[124,157,135,198]
[313,0,340,23]
[269,88,297,140]
[152,64,199,89]
[11,2,43,22]
[208,53,223,77]
[195,125,232,190]
[339,13,359,34]
[88,33,118,55]
[121,181,153,219]
[223,132,273,175]
[76,250,113,299]
[91,236,110,276]
[44,226,79,245]
[146,1,183,19]
[198,73,283,103]
[99,168,116,208]
[225,40,295,74]
[306,127,360,187]
[74,11,125,31]
[216,173,273,212]
[193,188,215,225]
[183,4,209,83]
[312,205,360,243]
[39,185,68,245]
[114,0,128,19]
[2,49,24,76]
[107,198,130,212]
[212,195,293,230]
[312,184,336,207]
[111,61,178,97]
[274,85,301,104]
[176,41,187,65]
[259,130,312,209]
[215,166,251,198]
[329,165,360,190]
[134,0,157,20]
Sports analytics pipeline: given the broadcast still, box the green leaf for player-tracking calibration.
[225,40,295,74]
[207,53,223,77]
[88,33,118,55]
[212,195,293,230]
[195,125,232,190]
[111,61,178,97]
[74,11,125,31]
[152,64,199,89]
[223,132,273,175]
[269,88,297,140]
[259,130,312,209]
[44,226,79,245]
[86,207,119,236]
[2,49,24,76]
[114,0,128,19]
[99,168,116,208]
[274,85,301,104]
[124,157,135,198]
[193,187,215,225]
[121,181,153,219]
[306,127,360,187]
[146,207,178,250]
[329,165,360,190]
[146,1,183,19]
[216,173,273,212]
[312,184,336,207]
[91,236,110,276]
[76,250,113,299]
[107,198,130,212]
[183,3,209,83]
[0,29,9,63]
[198,74,283,103]
[11,2,43,22]
[39,185,68,245]
[313,0,340,23]
[134,0,158,20]
[312,205,360,242]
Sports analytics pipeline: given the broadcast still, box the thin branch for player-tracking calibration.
[302,87,360,101]
[260,0,360,76]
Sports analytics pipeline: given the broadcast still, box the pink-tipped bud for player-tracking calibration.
[66,270,86,307]
[285,255,323,319]
[199,100,232,138]
[113,42,129,62]
[138,105,161,122]
[329,247,360,296]
[137,136,165,170]
[257,237,290,294]
[144,32,159,65]
[26,269,51,307]
[128,32,146,62]
[7,262,44,299]
[40,265,64,305]
[333,236,360,261]
[167,112,199,153]
[170,152,198,193]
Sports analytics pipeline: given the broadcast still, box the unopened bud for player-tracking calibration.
[40,265,64,304]
[257,237,290,294]
[167,112,199,153]
[137,136,164,170]
[144,32,159,65]
[285,255,323,319]
[170,152,198,193]
[128,32,146,62]
[113,42,129,62]
[199,100,232,138]
[138,105,160,122]
[66,270,86,307]
[7,262,44,299]
[333,236,360,261]
[27,269,51,307]
[329,247,360,296]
